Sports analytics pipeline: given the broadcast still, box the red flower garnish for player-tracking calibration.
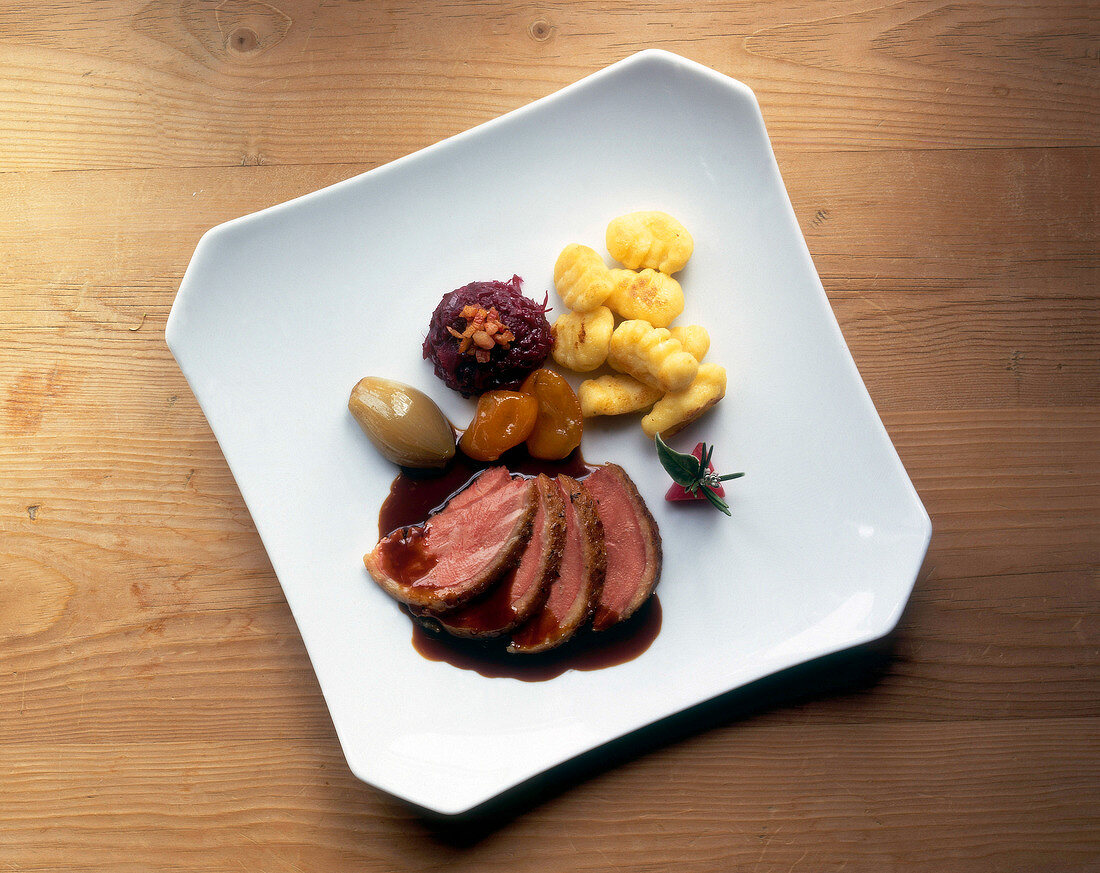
[656,434,744,516]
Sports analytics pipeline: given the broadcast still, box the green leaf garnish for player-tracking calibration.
[701,485,733,516]
[655,433,702,487]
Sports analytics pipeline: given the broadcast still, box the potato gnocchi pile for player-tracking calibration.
[550,211,726,438]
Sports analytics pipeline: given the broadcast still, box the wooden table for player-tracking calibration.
[3,2,1097,870]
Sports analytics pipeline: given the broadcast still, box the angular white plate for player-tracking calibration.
[166,50,930,815]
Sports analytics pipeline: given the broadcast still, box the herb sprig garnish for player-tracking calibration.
[655,434,744,516]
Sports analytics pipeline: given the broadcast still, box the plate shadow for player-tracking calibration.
[411,629,900,845]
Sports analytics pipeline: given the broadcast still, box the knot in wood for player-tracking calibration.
[227,26,260,54]
[528,19,553,42]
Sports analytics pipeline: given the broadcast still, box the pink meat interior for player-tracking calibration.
[584,467,647,619]
[386,467,528,590]
[505,481,550,605]
[542,479,586,619]
[443,481,549,630]
[511,478,586,647]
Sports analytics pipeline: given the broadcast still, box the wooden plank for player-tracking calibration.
[1,281,1097,413]
[889,409,1100,573]
[1,721,1097,871]
[2,367,1096,591]
[2,148,1097,415]
[0,1,1097,172]
[832,289,1100,410]
[0,559,1095,747]
[1,407,1095,744]
[3,147,1095,289]
[792,146,1099,287]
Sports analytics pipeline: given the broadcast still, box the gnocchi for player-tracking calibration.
[553,244,614,313]
[606,211,694,274]
[551,306,614,372]
[668,325,710,362]
[607,268,684,328]
[548,209,729,440]
[608,319,699,393]
[641,363,727,438]
[578,374,662,418]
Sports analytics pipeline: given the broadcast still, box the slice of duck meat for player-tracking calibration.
[584,463,662,631]
[364,467,537,611]
[412,474,567,639]
[509,475,605,654]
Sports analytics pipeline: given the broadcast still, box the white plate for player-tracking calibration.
[166,50,930,815]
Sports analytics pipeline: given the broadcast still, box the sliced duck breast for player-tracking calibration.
[364,467,536,611]
[413,474,566,639]
[509,475,605,654]
[583,463,663,631]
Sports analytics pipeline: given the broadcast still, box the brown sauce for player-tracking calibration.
[509,600,568,651]
[373,525,438,586]
[420,577,518,632]
[377,446,661,678]
[409,595,662,681]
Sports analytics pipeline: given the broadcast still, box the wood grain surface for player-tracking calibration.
[2,1,1097,870]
